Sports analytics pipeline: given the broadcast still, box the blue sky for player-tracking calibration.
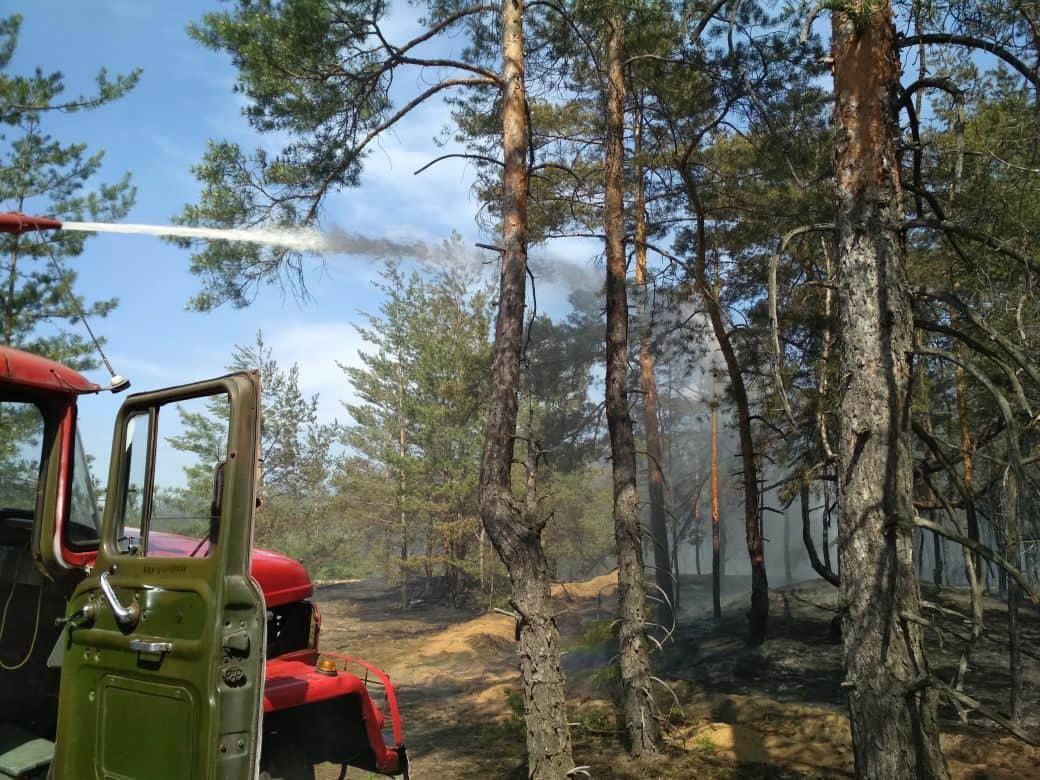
[7,1,598,466]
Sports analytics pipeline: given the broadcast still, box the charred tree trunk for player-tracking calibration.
[931,526,944,588]
[801,482,839,586]
[604,10,658,757]
[784,510,793,584]
[832,5,949,778]
[680,172,768,644]
[1007,471,1022,721]
[952,323,981,573]
[822,481,833,572]
[710,378,722,619]
[476,2,574,775]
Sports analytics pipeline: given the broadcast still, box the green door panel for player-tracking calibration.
[99,677,196,779]
[52,373,265,780]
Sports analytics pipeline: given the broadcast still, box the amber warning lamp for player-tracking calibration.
[0,212,63,234]
[315,658,339,677]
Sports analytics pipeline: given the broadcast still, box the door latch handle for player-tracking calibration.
[129,639,173,654]
[99,571,140,629]
[55,602,97,629]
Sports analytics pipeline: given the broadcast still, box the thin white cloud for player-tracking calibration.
[264,321,368,425]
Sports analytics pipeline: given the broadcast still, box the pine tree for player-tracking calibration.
[166,333,336,557]
[0,13,138,367]
[341,259,491,606]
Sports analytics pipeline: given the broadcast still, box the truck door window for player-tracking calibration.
[115,393,231,558]
[0,400,45,523]
[66,431,101,546]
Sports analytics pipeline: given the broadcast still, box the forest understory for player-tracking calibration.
[311,574,1040,779]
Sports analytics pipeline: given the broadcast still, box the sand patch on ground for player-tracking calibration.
[418,611,515,658]
[552,570,618,600]
[671,694,853,776]
[676,692,1040,780]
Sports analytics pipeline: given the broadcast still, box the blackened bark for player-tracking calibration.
[710,383,722,619]
[832,5,949,778]
[604,10,659,757]
[1006,471,1022,721]
[932,527,944,587]
[822,481,833,571]
[801,482,839,586]
[952,327,981,573]
[681,172,768,645]
[477,2,574,775]
[784,509,793,584]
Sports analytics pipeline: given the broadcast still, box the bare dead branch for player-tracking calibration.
[913,516,1038,603]
[898,33,1040,91]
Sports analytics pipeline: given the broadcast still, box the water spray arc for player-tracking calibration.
[0,211,433,259]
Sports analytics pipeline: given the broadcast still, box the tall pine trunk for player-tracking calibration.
[634,126,673,627]
[477,2,574,775]
[604,9,658,757]
[832,4,949,777]
[681,173,768,644]
[1006,471,1022,721]
[397,352,409,609]
[710,377,722,619]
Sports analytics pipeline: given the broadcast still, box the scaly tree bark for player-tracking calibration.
[477,1,574,775]
[832,3,949,777]
[604,9,658,757]
[634,118,673,628]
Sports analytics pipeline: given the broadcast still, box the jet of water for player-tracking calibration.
[60,221,432,259]
[59,220,600,290]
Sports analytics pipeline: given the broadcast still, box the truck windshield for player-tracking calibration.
[0,400,45,517]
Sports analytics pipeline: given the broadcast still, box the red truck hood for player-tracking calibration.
[251,545,313,607]
[149,531,313,607]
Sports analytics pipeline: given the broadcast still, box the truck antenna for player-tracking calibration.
[0,212,131,392]
[33,230,130,393]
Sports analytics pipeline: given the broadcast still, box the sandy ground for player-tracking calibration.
[309,574,1040,779]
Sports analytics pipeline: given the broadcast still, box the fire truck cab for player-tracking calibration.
[0,345,405,779]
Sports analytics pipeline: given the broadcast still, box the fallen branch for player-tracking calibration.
[931,677,1040,747]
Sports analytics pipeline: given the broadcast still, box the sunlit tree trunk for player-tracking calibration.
[604,8,658,757]
[634,118,673,627]
[477,2,574,775]
[832,4,949,777]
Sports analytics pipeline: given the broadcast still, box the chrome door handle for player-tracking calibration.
[129,639,173,654]
[99,571,140,629]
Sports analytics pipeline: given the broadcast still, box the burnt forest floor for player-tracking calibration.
[310,574,1040,779]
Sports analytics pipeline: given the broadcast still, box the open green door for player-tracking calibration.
[51,372,265,780]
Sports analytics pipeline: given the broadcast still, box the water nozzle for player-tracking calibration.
[0,212,63,235]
